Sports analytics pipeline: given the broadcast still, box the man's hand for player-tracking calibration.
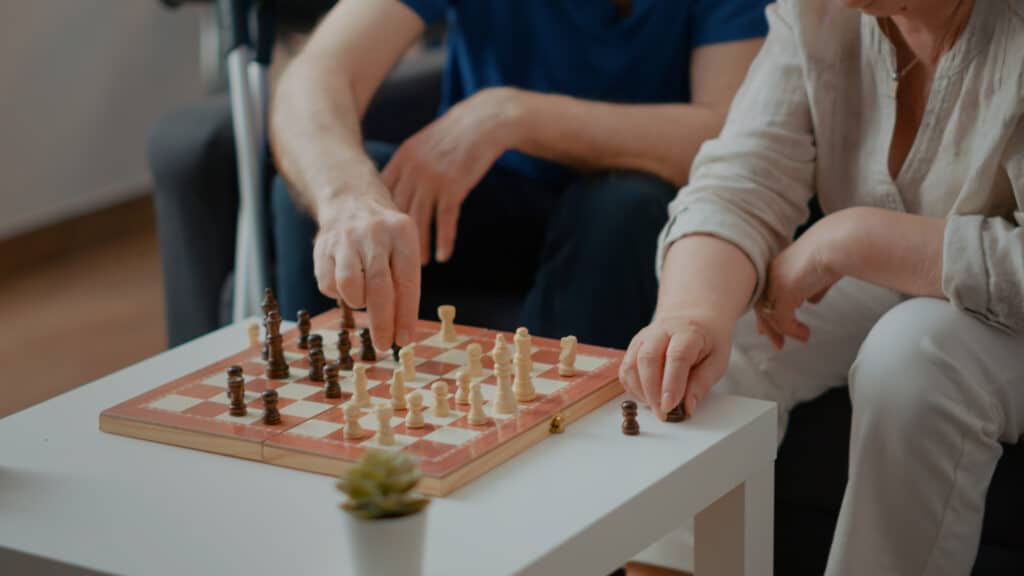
[619,311,734,420]
[314,179,421,351]
[381,87,522,264]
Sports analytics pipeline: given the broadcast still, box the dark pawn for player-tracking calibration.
[621,400,639,436]
[340,300,356,330]
[665,401,686,423]
[309,333,324,355]
[359,327,376,362]
[297,310,311,349]
[309,348,326,382]
[262,389,282,425]
[391,343,402,363]
[227,365,247,416]
[324,362,342,399]
[337,330,354,370]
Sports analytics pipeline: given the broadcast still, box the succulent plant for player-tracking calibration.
[337,450,430,519]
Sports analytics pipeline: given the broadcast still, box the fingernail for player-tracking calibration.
[661,392,674,413]
[435,249,448,262]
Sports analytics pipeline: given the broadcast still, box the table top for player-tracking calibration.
[0,320,776,576]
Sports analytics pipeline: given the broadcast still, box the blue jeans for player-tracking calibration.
[271,142,675,349]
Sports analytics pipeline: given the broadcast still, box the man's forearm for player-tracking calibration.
[510,90,725,186]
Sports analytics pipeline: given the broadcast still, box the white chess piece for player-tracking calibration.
[437,305,457,342]
[400,344,416,381]
[559,336,578,377]
[390,369,407,410]
[514,327,533,373]
[405,391,425,428]
[431,381,451,417]
[513,353,536,402]
[375,404,395,446]
[491,334,511,371]
[468,382,488,425]
[466,343,483,377]
[247,322,260,348]
[352,363,372,407]
[455,371,472,405]
[343,402,366,439]
[494,367,518,414]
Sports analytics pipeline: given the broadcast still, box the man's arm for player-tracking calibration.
[510,39,764,186]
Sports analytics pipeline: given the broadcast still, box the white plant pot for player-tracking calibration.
[343,508,428,576]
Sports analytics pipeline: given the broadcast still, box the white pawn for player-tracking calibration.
[455,371,472,405]
[352,363,371,407]
[437,305,457,342]
[400,344,416,381]
[559,335,578,377]
[493,367,517,415]
[466,343,483,377]
[375,404,395,446]
[405,391,425,428]
[514,354,535,402]
[468,382,488,426]
[343,402,366,439]
[431,381,451,417]
[390,369,407,411]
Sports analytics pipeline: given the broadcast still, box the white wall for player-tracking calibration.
[0,1,206,240]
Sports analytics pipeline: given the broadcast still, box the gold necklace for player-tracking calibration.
[883,0,966,98]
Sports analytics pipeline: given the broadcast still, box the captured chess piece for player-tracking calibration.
[431,381,451,417]
[339,299,356,330]
[343,402,366,439]
[227,365,247,417]
[309,348,326,382]
[297,310,311,349]
[337,330,354,370]
[621,400,639,436]
[359,327,376,362]
[375,404,395,446]
[405,391,425,428]
[324,362,342,399]
[262,389,282,425]
[559,335,578,377]
[437,304,457,342]
[665,401,686,423]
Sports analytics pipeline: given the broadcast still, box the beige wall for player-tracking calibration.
[0,0,206,240]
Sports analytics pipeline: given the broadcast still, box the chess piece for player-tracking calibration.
[665,401,686,423]
[359,327,376,362]
[468,382,488,426]
[297,310,311,349]
[308,348,326,382]
[431,381,450,417]
[262,389,282,425]
[491,334,511,371]
[455,371,472,405]
[493,367,517,414]
[437,304,457,342]
[375,404,395,446]
[559,335,578,377]
[621,400,639,436]
[247,322,260,348]
[389,369,407,411]
[399,344,416,381]
[513,353,535,402]
[343,402,366,439]
[337,330,354,370]
[265,311,290,380]
[227,365,247,416]
[466,343,483,377]
[324,362,342,399]
[261,314,270,361]
[339,299,356,330]
[391,343,402,363]
[352,364,372,407]
[405,391,425,428]
[261,288,278,317]
[513,327,532,370]
[309,333,324,356]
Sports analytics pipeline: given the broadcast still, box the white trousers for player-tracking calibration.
[718,278,1024,575]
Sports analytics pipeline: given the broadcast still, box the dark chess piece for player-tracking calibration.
[261,288,278,317]
[309,348,326,382]
[309,333,324,355]
[666,401,686,423]
[297,310,311,349]
[340,300,355,330]
[359,327,376,362]
[324,362,342,399]
[262,389,282,425]
[337,331,354,370]
[227,365,247,417]
[265,311,290,380]
[621,400,639,436]
[391,343,402,363]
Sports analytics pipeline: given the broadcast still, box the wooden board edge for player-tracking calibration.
[99,414,264,462]
[262,445,444,496]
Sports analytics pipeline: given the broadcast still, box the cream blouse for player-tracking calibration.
[658,0,1024,333]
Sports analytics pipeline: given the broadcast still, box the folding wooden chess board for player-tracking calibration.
[100,309,624,495]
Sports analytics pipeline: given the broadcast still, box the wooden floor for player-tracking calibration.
[0,210,166,418]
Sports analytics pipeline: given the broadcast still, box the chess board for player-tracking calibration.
[100,309,624,495]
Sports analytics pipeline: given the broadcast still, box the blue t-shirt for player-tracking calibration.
[401,0,769,179]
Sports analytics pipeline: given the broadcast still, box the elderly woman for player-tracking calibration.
[620,0,1023,573]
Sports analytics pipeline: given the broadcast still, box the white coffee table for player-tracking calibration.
[0,321,776,576]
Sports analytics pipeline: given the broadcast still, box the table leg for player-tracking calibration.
[694,461,774,576]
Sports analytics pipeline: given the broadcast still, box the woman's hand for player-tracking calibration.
[619,310,735,420]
